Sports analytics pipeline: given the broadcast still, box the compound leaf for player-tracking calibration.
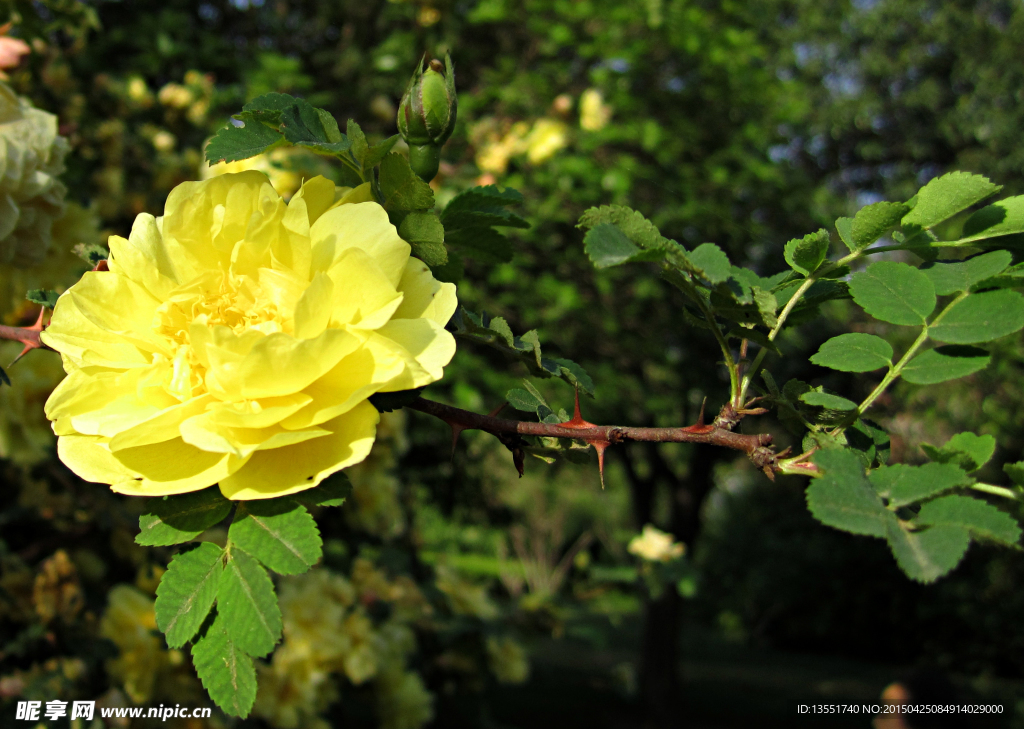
[217,547,281,658]
[807,449,894,538]
[849,261,935,326]
[379,153,435,212]
[810,333,893,372]
[205,121,285,164]
[902,346,989,384]
[399,210,447,267]
[885,520,970,584]
[868,462,972,508]
[137,489,232,546]
[928,290,1024,344]
[961,195,1024,243]
[902,171,1002,230]
[921,250,1012,295]
[916,494,1021,546]
[155,542,223,648]
[851,202,909,249]
[921,432,996,473]
[192,612,257,718]
[228,500,322,575]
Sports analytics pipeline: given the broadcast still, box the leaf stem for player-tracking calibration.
[971,483,1021,500]
[843,291,969,430]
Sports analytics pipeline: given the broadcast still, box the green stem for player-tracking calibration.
[693,285,739,402]
[971,483,1021,500]
[735,241,929,405]
[840,291,969,432]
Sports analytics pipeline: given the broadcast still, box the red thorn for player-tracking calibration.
[695,397,706,427]
[449,424,466,461]
[512,447,525,478]
[559,387,597,430]
[8,308,47,366]
[592,440,610,489]
[92,259,109,272]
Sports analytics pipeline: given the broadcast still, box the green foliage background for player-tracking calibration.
[3,0,1024,726]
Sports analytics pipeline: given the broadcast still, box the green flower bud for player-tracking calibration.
[398,54,457,181]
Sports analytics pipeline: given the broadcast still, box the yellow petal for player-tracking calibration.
[375,318,456,383]
[293,272,334,339]
[42,292,152,369]
[238,329,361,399]
[110,437,247,496]
[332,182,374,206]
[106,228,177,301]
[281,344,405,430]
[325,247,403,329]
[294,176,338,226]
[69,271,165,353]
[108,393,216,451]
[393,257,458,326]
[204,393,312,429]
[310,202,409,286]
[58,434,138,485]
[180,411,329,458]
[218,401,379,500]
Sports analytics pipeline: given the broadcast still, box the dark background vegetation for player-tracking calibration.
[3,0,1024,727]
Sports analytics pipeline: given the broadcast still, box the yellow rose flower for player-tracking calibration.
[42,171,457,500]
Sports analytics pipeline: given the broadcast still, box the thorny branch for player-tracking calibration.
[407,395,788,480]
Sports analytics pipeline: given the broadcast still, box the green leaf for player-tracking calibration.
[835,216,855,252]
[235,92,300,125]
[577,205,676,253]
[217,547,281,657]
[868,463,972,508]
[807,449,894,538]
[850,202,910,249]
[961,195,1024,243]
[278,99,349,154]
[921,432,995,473]
[549,357,595,394]
[155,543,223,648]
[583,224,663,269]
[902,171,1002,229]
[137,489,232,546]
[289,473,352,508]
[369,387,426,413]
[846,418,890,467]
[399,210,447,267]
[205,121,285,164]
[810,333,893,372]
[229,501,322,575]
[73,242,108,266]
[441,185,527,230]
[885,520,969,584]
[928,290,1024,344]
[446,227,513,263]
[849,261,936,326]
[901,345,990,384]
[379,153,435,212]
[191,612,257,718]
[1004,462,1024,487]
[507,387,544,413]
[688,243,732,283]
[799,391,857,411]
[783,229,829,275]
[921,251,1012,295]
[25,289,59,309]
[917,494,1021,546]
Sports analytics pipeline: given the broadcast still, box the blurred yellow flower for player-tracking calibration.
[524,119,568,164]
[100,585,164,703]
[628,524,685,562]
[42,172,457,500]
[580,88,612,132]
[0,80,70,267]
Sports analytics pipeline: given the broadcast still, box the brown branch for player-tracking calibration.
[0,324,41,348]
[407,397,772,456]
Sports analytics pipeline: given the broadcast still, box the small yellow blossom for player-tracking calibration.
[100,585,164,703]
[628,524,685,562]
[42,172,457,500]
[524,119,569,164]
[580,88,612,131]
[202,147,334,200]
